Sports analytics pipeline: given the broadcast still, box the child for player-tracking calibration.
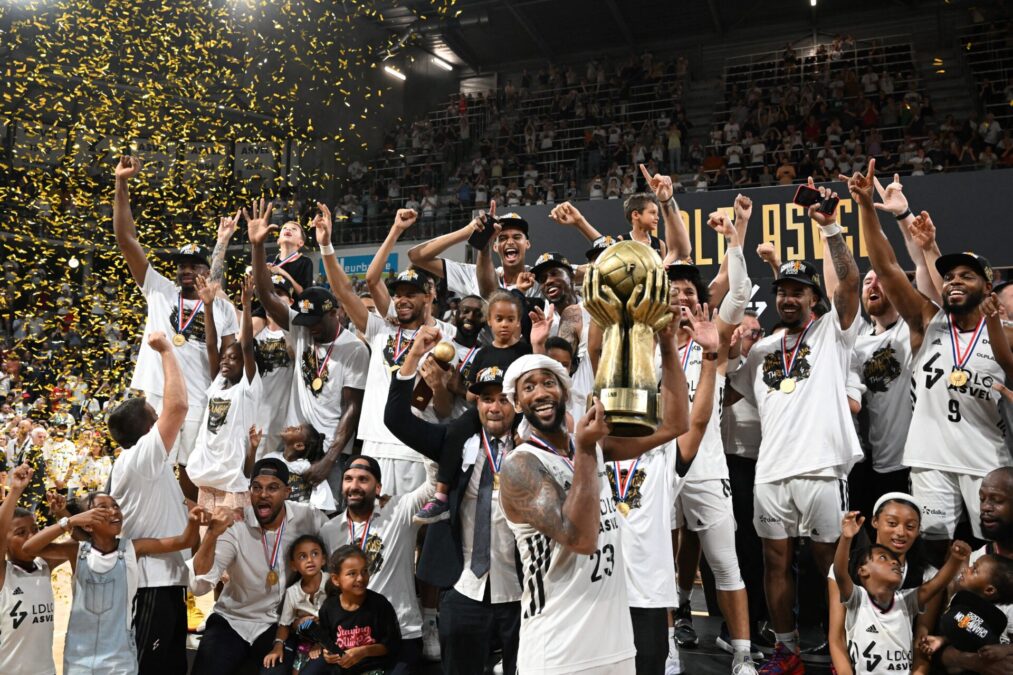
[22,491,204,675]
[247,424,332,511]
[187,274,262,517]
[264,535,330,674]
[316,545,401,674]
[416,290,529,523]
[834,511,970,675]
[918,553,1013,661]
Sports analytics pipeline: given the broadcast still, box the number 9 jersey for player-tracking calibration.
[503,443,636,675]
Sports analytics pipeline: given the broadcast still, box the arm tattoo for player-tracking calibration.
[558,304,583,353]
[499,452,572,543]
[826,233,858,307]
[209,238,229,286]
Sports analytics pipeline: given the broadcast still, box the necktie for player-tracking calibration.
[471,437,498,577]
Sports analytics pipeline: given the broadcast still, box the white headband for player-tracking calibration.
[502,354,572,403]
[873,492,921,517]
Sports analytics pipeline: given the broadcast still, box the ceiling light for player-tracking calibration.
[384,65,406,81]
[432,56,453,71]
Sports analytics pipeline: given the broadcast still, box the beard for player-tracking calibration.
[523,400,567,434]
[981,517,1013,545]
[942,288,985,316]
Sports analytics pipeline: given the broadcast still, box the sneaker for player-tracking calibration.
[413,498,450,525]
[799,640,831,665]
[672,604,699,648]
[733,652,759,675]
[422,614,441,662]
[665,638,683,675]
[716,622,765,660]
[758,643,804,675]
[186,592,205,633]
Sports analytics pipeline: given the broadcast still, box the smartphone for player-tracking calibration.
[793,185,822,207]
[467,217,497,250]
[818,194,840,216]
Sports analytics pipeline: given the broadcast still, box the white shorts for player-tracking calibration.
[910,468,984,540]
[148,393,201,465]
[674,479,734,531]
[753,477,848,543]
[372,457,426,495]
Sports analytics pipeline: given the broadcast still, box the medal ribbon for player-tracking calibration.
[314,325,342,380]
[457,344,479,373]
[347,512,373,551]
[177,295,204,335]
[780,318,815,379]
[391,327,416,366]
[679,339,695,372]
[527,434,575,470]
[273,250,301,266]
[612,458,641,503]
[261,517,286,575]
[947,314,985,372]
[481,429,504,477]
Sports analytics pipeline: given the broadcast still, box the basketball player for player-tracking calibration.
[498,272,691,674]
[858,165,1013,563]
[726,165,864,673]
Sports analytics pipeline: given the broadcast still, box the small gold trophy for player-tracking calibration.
[583,240,671,437]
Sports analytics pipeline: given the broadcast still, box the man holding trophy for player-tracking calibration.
[498,240,703,674]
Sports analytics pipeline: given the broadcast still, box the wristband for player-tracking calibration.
[59,516,71,532]
[896,208,913,220]
[273,638,285,645]
[662,195,677,208]
[818,223,842,238]
[702,352,719,361]
[319,243,335,256]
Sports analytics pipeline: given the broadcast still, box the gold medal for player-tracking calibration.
[389,364,401,374]
[172,333,186,347]
[266,569,279,586]
[949,369,969,387]
[779,377,796,394]
[617,502,631,516]
[493,474,500,491]
[312,377,323,391]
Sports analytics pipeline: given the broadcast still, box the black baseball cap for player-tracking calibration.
[251,458,290,485]
[343,455,382,483]
[270,274,293,297]
[496,212,529,236]
[468,365,506,394]
[772,260,824,296]
[292,287,338,326]
[935,251,994,284]
[161,244,210,267]
[387,267,431,294]
[666,260,702,282]
[585,235,616,262]
[531,252,572,279]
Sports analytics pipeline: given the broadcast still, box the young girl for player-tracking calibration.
[187,274,261,517]
[247,424,332,511]
[264,535,329,674]
[317,545,401,674]
[22,491,204,675]
[416,290,529,523]
[251,273,295,460]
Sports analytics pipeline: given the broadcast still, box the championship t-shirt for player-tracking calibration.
[187,371,263,493]
[253,326,293,458]
[444,259,541,298]
[129,267,239,420]
[728,304,863,483]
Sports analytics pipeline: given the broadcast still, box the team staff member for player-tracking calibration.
[112,155,238,499]
[727,167,865,673]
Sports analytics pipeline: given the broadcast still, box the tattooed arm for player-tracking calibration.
[499,400,611,555]
[825,232,860,330]
[558,304,583,355]
[209,211,241,288]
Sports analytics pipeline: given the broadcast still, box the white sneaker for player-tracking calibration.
[665,638,683,675]
[731,652,758,675]
[422,614,441,662]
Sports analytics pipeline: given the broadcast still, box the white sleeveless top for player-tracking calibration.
[0,559,56,675]
[504,443,636,674]
[904,310,1011,475]
[680,340,728,481]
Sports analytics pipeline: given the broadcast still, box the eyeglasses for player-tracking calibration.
[250,483,286,495]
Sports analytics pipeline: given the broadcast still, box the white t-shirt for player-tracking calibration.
[278,576,327,626]
[611,443,682,608]
[904,310,1010,475]
[504,444,636,674]
[357,313,456,461]
[722,357,761,460]
[82,540,140,620]
[0,560,56,675]
[443,259,541,298]
[129,267,239,420]
[284,315,368,452]
[187,372,263,492]
[844,585,922,674]
[254,326,293,457]
[681,340,728,481]
[110,427,189,588]
[262,451,335,512]
[848,321,913,473]
[729,305,863,483]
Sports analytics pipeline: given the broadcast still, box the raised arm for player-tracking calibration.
[209,210,241,287]
[133,505,205,556]
[548,201,603,243]
[195,275,221,377]
[247,199,292,331]
[407,215,481,278]
[822,169,863,330]
[190,507,235,578]
[21,506,111,559]
[834,511,862,602]
[500,398,612,555]
[113,156,150,287]
[239,276,257,382]
[313,203,370,334]
[367,210,417,318]
[673,312,720,467]
[0,464,32,587]
[757,242,782,279]
[708,210,750,359]
[982,294,1013,379]
[917,540,970,607]
[873,174,940,303]
[149,331,188,450]
[907,212,945,304]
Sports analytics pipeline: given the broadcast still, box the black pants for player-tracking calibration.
[849,460,911,522]
[133,586,187,675]
[191,613,277,675]
[439,588,520,675]
[391,637,422,675]
[630,607,668,675]
[727,454,768,628]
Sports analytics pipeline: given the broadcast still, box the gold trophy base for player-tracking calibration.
[598,387,657,438]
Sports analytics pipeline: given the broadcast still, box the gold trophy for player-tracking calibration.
[583,240,671,437]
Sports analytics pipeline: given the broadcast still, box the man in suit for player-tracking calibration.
[384,328,521,675]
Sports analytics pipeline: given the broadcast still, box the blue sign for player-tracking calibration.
[319,253,398,278]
